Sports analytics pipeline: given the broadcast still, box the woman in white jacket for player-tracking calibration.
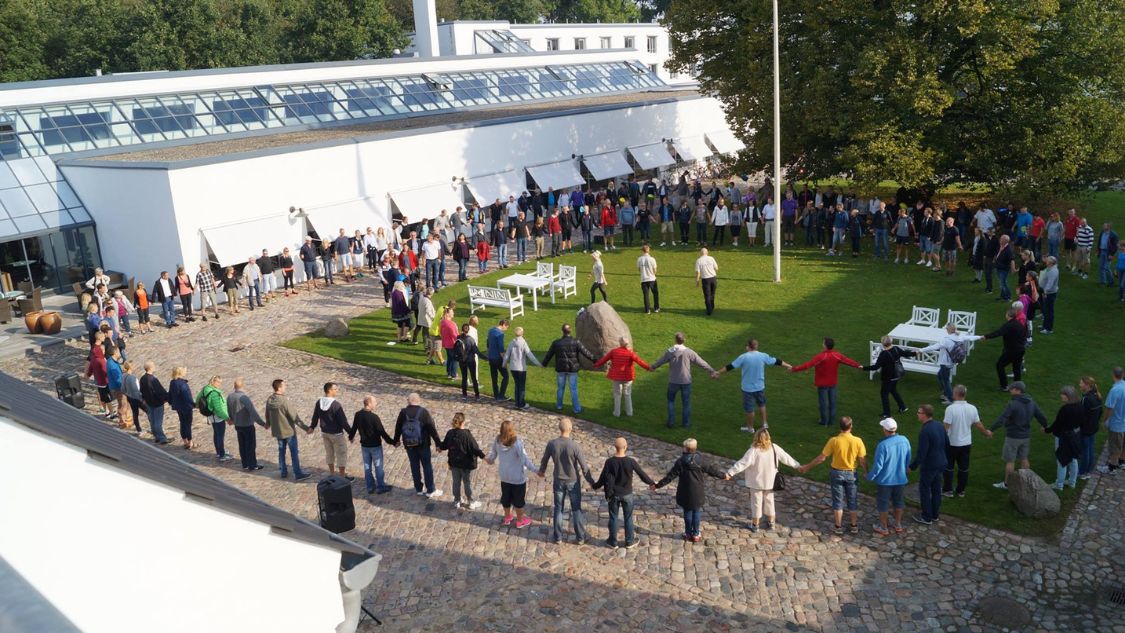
[725,428,800,532]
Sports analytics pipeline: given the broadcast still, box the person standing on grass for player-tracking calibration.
[979,307,1027,390]
[942,384,992,498]
[1038,256,1060,334]
[454,323,485,399]
[349,395,394,494]
[715,339,793,433]
[725,428,801,533]
[310,382,353,480]
[989,381,1049,489]
[1046,386,1085,490]
[919,323,983,405]
[798,416,868,535]
[265,379,311,481]
[1074,218,1095,279]
[1097,366,1125,474]
[593,337,651,418]
[591,437,656,549]
[439,306,459,380]
[653,438,727,543]
[503,326,541,410]
[196,375,231,461]
[538,417,594,545]
[940,217,963,277]
[650,332,715,429]
[866,418,911,536]
[1078,376,1103,479]
[862,336,918,418]
[588,250,608,303]
[907,404,947,526]
[1097,222,1119,286]
[485,420,538,528]
[790,337,862,426]
[226,377,267,471]
[542,324,596,414]
[487,319,511,401]
[892,208,914,264]
[1116,242,1125,302]
[694,248,719,316]
[393,392,444,498]
[636,244,660,314]
[442,412,486,510]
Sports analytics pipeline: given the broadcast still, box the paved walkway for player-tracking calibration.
[3,269,1121,633]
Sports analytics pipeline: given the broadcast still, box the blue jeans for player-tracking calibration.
[247,281,261,308]
[918,468,943,521]
[363,445,387,492]
[937,365,953,402]
[425,259,440,289]
[607,494,636,545]
[438,259,446,285]
[1055,436,1078,487]
[552,479,586,542]
[497,243,508,266]
[444,352,458,378]
[321,258,333,283]
[457,258,467,281]
[682,508,702,537]
[277,435,305,478]
[212,420,227,457]
[161,298,176,326]
[874,229,889,258]
[829,469,858,510]
[666,382,692,427]
[146,404,167,442]
[1048,238,1060,259]
[1119,270,1125,300]
[582,229,593,250]
[1099,251,1113,284]
[816,386,837,425]
[1079,434,1096,475]
[406,445,435,493]
[555,372,580,411]
[997,269,1010,300]
[1042,292,1057,331]
[516,237,528,262]
[512,370,528,407]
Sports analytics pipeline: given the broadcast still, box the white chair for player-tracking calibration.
[552,264,577,300]
[907,305,940,328]
[947,309,978,355]
[868,341,882,381]
[534,261,554,281]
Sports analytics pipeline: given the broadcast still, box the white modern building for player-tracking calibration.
[0,372,381,633]
[0,9,741,295]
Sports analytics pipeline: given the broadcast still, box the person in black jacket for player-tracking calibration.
[862,336,920,418]
[982,229,999,293]
[591,437,655,549]
[542,323,596,413]
[349,395,395,494]
[1045,386,1085,490]
[653,438,726,542]
[392,392,445,498]
[310,382,353,479]
[455,324,487,399]
[441,412,486,509]
[138,360,170,444]
[1078,376,1103,478]
[980,307,1027,390]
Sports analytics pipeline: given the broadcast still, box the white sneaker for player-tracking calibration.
[916,259,925,265]
[739,426,753,433]
[660,242,666,247]
[468,500,482,510]
[426,489,444,499]
[992,482,1007,490]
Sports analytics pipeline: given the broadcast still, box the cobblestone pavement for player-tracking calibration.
[5,269,1121,633]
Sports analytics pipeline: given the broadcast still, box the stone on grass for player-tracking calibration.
[575,302,631,371]
[324,317,350,338]
[1006,468,1060,518]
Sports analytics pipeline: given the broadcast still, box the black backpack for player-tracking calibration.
[451,338,466,363]
[196,390,213,416]
[402,409,424,447]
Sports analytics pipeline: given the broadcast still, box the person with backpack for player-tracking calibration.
[392,392,444,498]
[441,412,486,510]
[653,437,727,542]
[862,336,919,419]
[454,323,487,399]
[196,375,232,461]
[310,382,354,480]
[919,323,984,405]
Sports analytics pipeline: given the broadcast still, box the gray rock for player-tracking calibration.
[575,302,632,370]
[1006,468,1060,518]
[324,317,350,338]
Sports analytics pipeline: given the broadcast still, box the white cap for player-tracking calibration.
[879,418,898,432]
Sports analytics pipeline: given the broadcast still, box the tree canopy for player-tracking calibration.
[665,0,1125,198]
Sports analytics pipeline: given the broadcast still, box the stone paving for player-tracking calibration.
[4,268,1122,633]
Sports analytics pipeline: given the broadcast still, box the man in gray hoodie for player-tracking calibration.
[226,377,268,471]
[538,417,594,544]
[649,332,716,428]
[989,381,1049,489]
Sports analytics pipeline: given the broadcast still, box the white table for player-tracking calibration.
[888,323,945,346]
[497,273,553,311]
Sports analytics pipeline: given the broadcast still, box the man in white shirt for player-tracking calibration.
[762,197,776,247]
[636,245,660,314]
[433,209,450,244]
[973,206,997,233]
[942,384,992,497]
[694,248,720,316]
[421,234,443,290]
[506,195,520,222]
[919,323,983,404]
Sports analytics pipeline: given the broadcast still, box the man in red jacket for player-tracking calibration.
[791,337,862,426]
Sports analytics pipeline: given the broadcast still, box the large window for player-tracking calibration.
[497,73,532,98]
[281,90,335,119]
[346,85,395,115]
[452,77,491,103]
[546,38,560,51]
[38,111,110,147]
[132,104,196,135]
[212,96,270,126]
[624,36,635,49]
[574,38,586,50]
[647,36,658,53]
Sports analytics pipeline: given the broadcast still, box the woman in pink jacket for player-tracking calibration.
[593,337,651,417]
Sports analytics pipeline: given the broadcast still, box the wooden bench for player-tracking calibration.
[468,285,524,320]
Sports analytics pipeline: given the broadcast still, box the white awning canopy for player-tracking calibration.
[582,151,633,181]
[388,182,464,223]
[304,198,391,239]
[706,129,746,155]
[671,136,714,162]
[465,170,527,205]
[526,160,584,191]
[202,214,306,267]
[627,143,676,170]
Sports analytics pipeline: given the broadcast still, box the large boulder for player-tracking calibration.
[575,302,631,370]
[1006,468,1060,518]
[324,317,350,338]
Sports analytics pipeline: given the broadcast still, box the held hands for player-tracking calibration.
[648,484,657,491]
[781,362,793,370]
[709,371,720,379]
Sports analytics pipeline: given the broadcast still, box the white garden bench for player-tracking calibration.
[468,285,524,320]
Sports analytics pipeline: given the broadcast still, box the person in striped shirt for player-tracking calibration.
[1074,218,1095,280]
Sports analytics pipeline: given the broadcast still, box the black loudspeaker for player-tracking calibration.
[55,373,84,410]
[317,475,355,534]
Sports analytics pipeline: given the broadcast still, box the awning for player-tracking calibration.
[464,170,527,205]
[627,143,676,170]
[582,151,633,181]
[388,182,464,223]
[202,215,306,267]
[706,129,746,155]
[671,136,714,162]
[526,160,584,191]
[304,198,392,239]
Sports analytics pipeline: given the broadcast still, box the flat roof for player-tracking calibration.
[83,88,701,165]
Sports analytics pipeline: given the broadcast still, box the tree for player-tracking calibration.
[665,0,1125,198]
[550,0,640,23]
[281,0,407,63]
[0,0,49,82]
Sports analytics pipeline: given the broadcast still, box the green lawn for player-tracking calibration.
[287,199,1123,538]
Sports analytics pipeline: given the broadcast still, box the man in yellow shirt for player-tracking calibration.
[799,416,868,534]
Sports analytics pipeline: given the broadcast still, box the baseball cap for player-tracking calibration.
[879,418,898,432]
[1008,381,1027,392]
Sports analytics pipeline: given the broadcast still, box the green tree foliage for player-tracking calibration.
[666,0,1125,197]
[281,0,406,63]
[0,0,49,82]
[550,0,640,23]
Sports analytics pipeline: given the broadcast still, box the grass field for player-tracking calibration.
[287,193,1124,538]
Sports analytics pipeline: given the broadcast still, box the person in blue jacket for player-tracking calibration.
[909,404,949,525]
[168,366,196,450]
[867,417,912,536]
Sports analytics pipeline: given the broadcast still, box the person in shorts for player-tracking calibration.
[798,416,867,534]
[940,217,963,277]
[866,417,911,535]
[486,420,538,528]
[989,381,1048,489]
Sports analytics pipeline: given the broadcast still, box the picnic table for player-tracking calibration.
[497,273,553,312]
